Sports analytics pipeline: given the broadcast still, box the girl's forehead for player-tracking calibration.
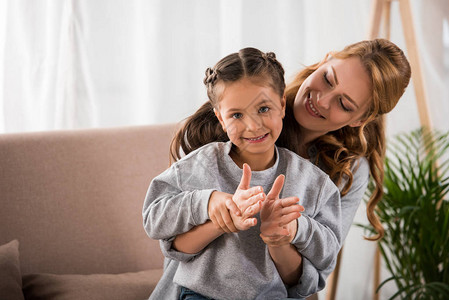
[217,78,283,110]
[220,77,280,97]
[224,76,273,88]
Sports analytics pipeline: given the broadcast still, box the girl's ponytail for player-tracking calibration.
[170,101,228,163]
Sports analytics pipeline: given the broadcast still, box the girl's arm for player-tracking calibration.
[270,158,370,298]
[260,174,304,285]
[265,229,303,286]
[172,220,224,254]
[289,158,370,297]
[172,164,265,254]
[142,164,214,240]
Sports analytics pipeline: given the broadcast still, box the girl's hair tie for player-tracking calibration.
[265,52,276,60]
[204,67,218,85]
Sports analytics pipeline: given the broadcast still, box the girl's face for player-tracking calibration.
[293,57,372,141]
[214,77,285,169]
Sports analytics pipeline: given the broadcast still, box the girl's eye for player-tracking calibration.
[258,106,270,113]
[339,97,351,112]
[232,113,243,119]
[323,71,333,87]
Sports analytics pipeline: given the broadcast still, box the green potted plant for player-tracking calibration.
[362,128,449,299]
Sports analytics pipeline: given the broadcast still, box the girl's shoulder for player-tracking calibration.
[175,141,230,165]
[277,146,332,180]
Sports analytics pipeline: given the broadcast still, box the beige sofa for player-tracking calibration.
[0,123,177,300]
[0,123,322,300]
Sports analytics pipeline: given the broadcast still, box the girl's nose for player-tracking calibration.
[246,115,263,131]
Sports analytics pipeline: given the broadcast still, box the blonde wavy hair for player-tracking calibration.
[277,39,411,240]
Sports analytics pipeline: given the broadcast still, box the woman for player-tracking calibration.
[169,38,411,298]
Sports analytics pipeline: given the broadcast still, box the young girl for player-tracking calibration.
[143,48,341,299]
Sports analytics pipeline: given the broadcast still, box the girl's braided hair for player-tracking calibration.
[170,47,285,162]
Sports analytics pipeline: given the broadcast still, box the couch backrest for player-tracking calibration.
[0,124,177,275]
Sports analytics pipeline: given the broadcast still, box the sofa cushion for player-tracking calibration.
[22,268,164,300]
[0,240,25,300]
[0,124,174,275]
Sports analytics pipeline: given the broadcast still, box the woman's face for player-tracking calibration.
[293,57,372,140]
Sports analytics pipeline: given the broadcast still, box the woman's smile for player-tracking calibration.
[305,93,324,119]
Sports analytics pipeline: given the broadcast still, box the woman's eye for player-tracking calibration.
[323,71,333,87]
[339,98,351,112]
[232,113,243,119]
[259,106,270,113]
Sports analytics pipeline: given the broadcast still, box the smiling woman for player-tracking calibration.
[293,56,372,141]
[279,39,411,244]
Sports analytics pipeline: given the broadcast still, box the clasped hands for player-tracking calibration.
[208,163,304,247]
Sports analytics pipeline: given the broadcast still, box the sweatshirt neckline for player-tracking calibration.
[222,141,280,186]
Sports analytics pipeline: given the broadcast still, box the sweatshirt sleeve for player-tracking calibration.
[288,158,370,298]
[291,178,342,270]
[159,238,198,262]
[142,164,215,240]
[339,158,370,241]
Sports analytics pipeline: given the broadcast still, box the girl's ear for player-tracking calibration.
[213,108,227,132]
[280,94,286,119]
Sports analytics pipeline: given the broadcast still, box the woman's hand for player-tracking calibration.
[260,174,304,244]
[208,163,265,232]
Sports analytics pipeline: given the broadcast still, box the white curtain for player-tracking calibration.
[1,1,448,299]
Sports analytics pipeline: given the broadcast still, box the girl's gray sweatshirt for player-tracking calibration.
[143,142,350,299]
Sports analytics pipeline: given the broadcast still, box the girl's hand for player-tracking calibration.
[208,163,264,232]
[208,191,240,233]
[260,174,304,240]
[229,163,266,231]
[260,220,299,247]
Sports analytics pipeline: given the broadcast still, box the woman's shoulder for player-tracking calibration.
[351,156,370,180]
[335,156,370,197]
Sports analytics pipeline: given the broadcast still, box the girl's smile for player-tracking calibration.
[243,133,269,143]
